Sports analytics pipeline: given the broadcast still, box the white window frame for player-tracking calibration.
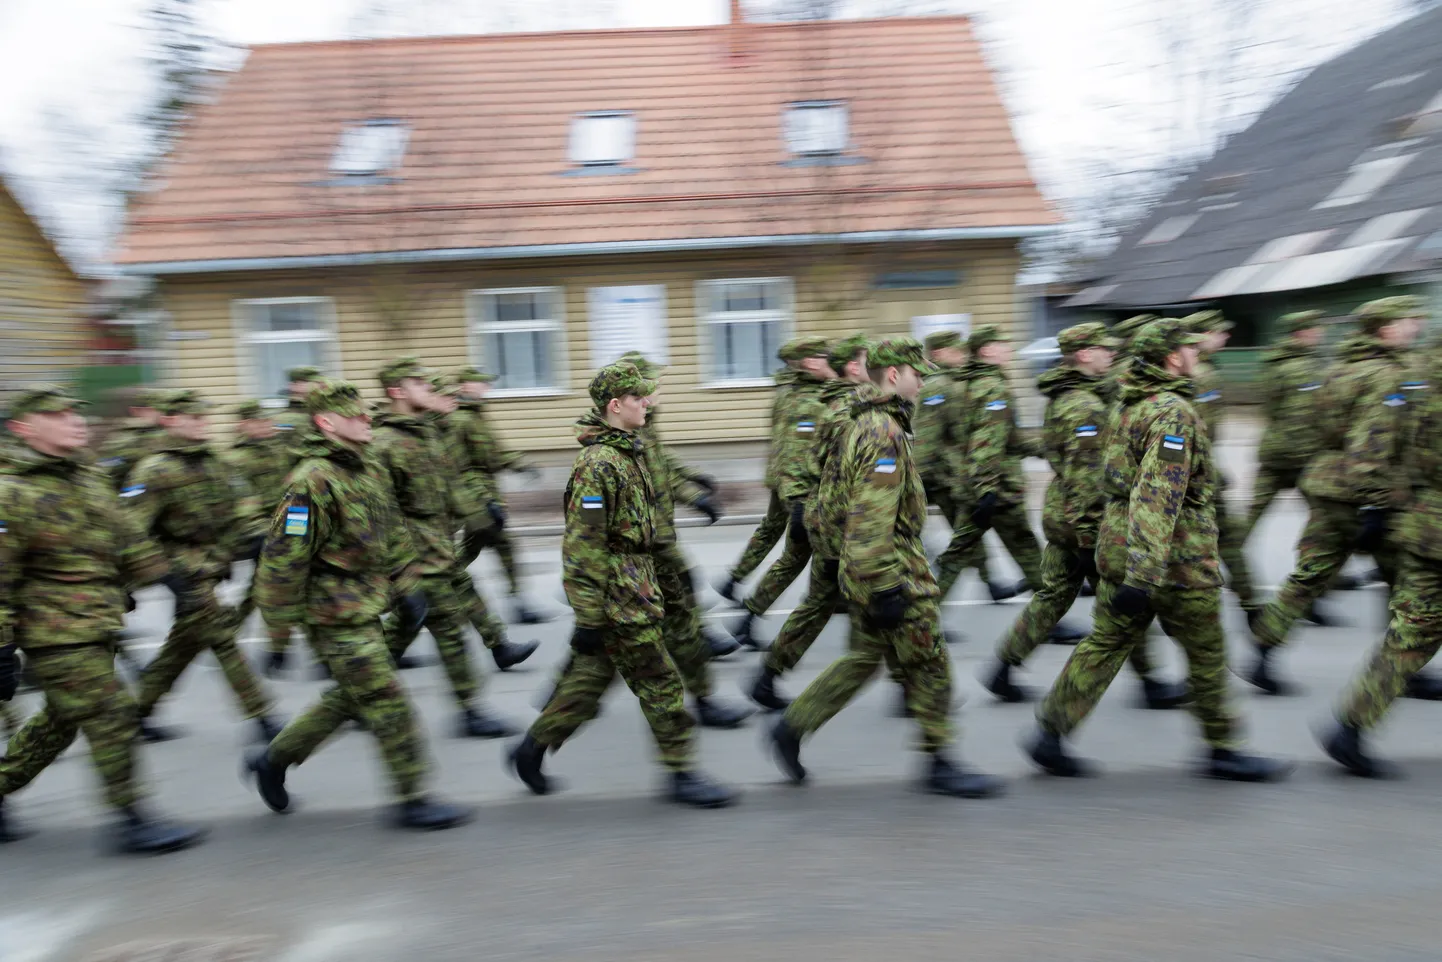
[569,111,636,167]
[465,286,570,397]
[330,120,410,176]
[783,101,849,156]
[695,277,794,389]
[230,296,341,405]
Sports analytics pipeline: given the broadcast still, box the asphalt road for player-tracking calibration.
[4,488,1440,962]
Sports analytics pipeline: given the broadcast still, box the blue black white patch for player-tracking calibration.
[874,457,897,474]
[581,496,604,509]
[984,399,1008,412]
[1402,381,1429,391]
[98,457,125,468]
[1197,390,1221,403]
[284,506,310,536]
[0,521,7,535]
[922,395,946,406]
[275,424,294,431]
[1075,425,1099,438]
[120,484,146,498]
[1162,434,1186,451]
[1298,382,1322,392]
[1384,393,1407,407]
[796,421,816,433]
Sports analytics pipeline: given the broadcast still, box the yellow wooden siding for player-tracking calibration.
[0,184,87,387]
[158,241,1022,450]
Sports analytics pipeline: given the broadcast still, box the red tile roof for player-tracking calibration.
[114,15,1057,271]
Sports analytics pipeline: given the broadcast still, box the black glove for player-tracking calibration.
[239,535,264,563]
[868,586,907,630]
[397,589,429,635]
[1357,507,1389,552]
[692,474,719,495]
[486,501,507,531]
[160,573,203,617]
[820,558,841,582]
[693,495,721,525]
[788,500,810,546]
[570,625,606,656]
[1068,548,1098,583]
[124,591,137,614]
[970,492,999,528]
[1111,584,1151,618]
[0,643,18,702]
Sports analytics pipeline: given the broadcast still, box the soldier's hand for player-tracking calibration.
[239,535,265,563]
[397,590,429,634]
[1111,583,1151,618]
[160,573,203,617]
[788,500,810,546]
[970,492,999,528]
[570,625,606,656]
[0,639,17,702]
[692,474,718,494]
[868,586,907,630]
[693,495,722,525]
[1357,507,1389,552]
[486,501,508,531]
[1068,548,1098,583]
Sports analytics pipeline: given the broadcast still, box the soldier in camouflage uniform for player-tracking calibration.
[228,400,297,676]
[245,379,471,830]
[0,386,204,853]
[983,323,1185,709]
[125,390,282,743]
[729,336,835,651]
[1025,319,1291,782]
[95,386,166,490]
[509,362,734,808]
[273,365,324,449]
[452,367,547,625]
[373,358,514,738]
[1322,344,1442,777]
[768,339,1003,798]
[1245,296,1442,698]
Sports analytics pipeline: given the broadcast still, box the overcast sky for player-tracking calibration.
[0,0,1420,265]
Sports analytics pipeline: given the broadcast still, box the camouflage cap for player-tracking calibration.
[427,373,461,398]
[155,389,211,416]
[967,325,1009,353]
[1356,295,1428,331]
[286,365,324,384]
[868,337,939,374]
[828,332,871,371]
[589,361,658,408]
[1184,309,1233,334]
[1130,317,1207,363]
[455,365,499,384]
[1279,309,1328,334]
[618,350,664,378]
[235,400,271,421]
[5,385,88,419]
[778,335,830,362]
[1111,313,1159,345]
[306,378,367,417]
[377,356,432,389]
[1058,321,1122,355]
[923,330,963,353]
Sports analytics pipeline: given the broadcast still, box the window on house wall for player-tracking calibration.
[469,287,566,393]
[784,102,848,155]
[697,278,792,385]
[331,120,410,176]
[569,112,635,167]
[234,298,338,402]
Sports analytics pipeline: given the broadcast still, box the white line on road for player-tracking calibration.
[2,904,110,962]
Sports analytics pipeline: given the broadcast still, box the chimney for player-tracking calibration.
[728,0,750,63]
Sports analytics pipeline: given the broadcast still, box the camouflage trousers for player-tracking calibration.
[1038,580,1239,749]
[784,597,954,752]
[1254,498,1401,649]
[1245,464,1304,534]
[656,543,713,699]
[451,564,508,651]
[461,523,522,597]
[936,501,1042,600]
[763,554,908,683]
[385,572,482,710]
[923,478,990,585]
[997,541,1157,681]
[235,573,300,657]
[529,623,695,771]
[1215,474,1257,610]
[729,490,787,582]
[0,643,142,809]
[269,620,428,802]
[1,700,23,738]
[136,580,272,721]
[744,508,812,617]
[1337,554,1442,730]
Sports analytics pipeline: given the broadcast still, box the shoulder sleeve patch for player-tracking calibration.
[1197,390,1222,403]
[923,394,946,406]
[870,456,902,487]
[796,421,816,433]
[1383,393,1407,407]
[579,494,606,527]
[119,483,147,498]
[1159,433,1187,464]
[283,503,310,536]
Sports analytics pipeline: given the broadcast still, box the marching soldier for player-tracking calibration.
[508,362,735,808]
[95,386,165,490]
[1246,311,1333,531]
[1024,318,1291,782]
[1,386,204,852]
[229,400,297,676]
[274,365,324,441]
[245,379,471,830]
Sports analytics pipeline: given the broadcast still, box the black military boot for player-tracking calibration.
[508,734,553,795]
[1025,727,1094,777]
[1330,572,1362,591]
[1244,645,1298,696]
[731,611,769,652]
[1139,678,1188,710]
[457,707,516,739]
[137,719,183,743]
[510,598,547,625]
[924,752,1005,798]
[669,770,735,808]
[769,717,806,783]
[1320,722,1397,778]
[263,650,287,678]
[714,575,738,604]
[943,629,967,646]
[393,797,473,830]
[1079,579,1097,598]
[393,653,429,670]
[1403,670,1442,700]
[891,686,913,718]
[491,639,539,671]
[1048,620,1086,644]
[0,798,31,843]
[243,747,292,813]
[983,661,1030,704]
[1202,748,1293,782]
[254,715,285,743]
[112,805,207,854]
[695,696,754,729]
[749,665,791,711]
[1302,601,1343,628]
[987,580,1018,603]
[705,627,741,659]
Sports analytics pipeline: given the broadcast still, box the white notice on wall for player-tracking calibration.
[910,313,971,343]
[588,285,669,370]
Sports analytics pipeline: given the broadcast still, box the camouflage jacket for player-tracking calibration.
[762,369,801,490]
[638,408,708,547]
[228,434,292,513]
[1256,340,1330,470]
[127,437,256,581]
[957,360,1028,505]
[1398,354,1442,561]
[773,371,831,503]
[373,411,459,576]
[0,443,167,649]
[911,366,969,486]
[1097,361,1221,590]
[806,380,866,560]
[273,400,318,466]
[563,412,662,629]
[95,419,165,490]
[834,391,937,606]
[1036,365,1109,549]
[451,400,526,507]
[256,434,414,628]
[1299,335,1418,508]
[426,411,483,525]
[1192,359,1226,441]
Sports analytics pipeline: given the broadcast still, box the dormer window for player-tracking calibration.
[784,101,848,156]
[330,120,409,176]
[569,112,635,167]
